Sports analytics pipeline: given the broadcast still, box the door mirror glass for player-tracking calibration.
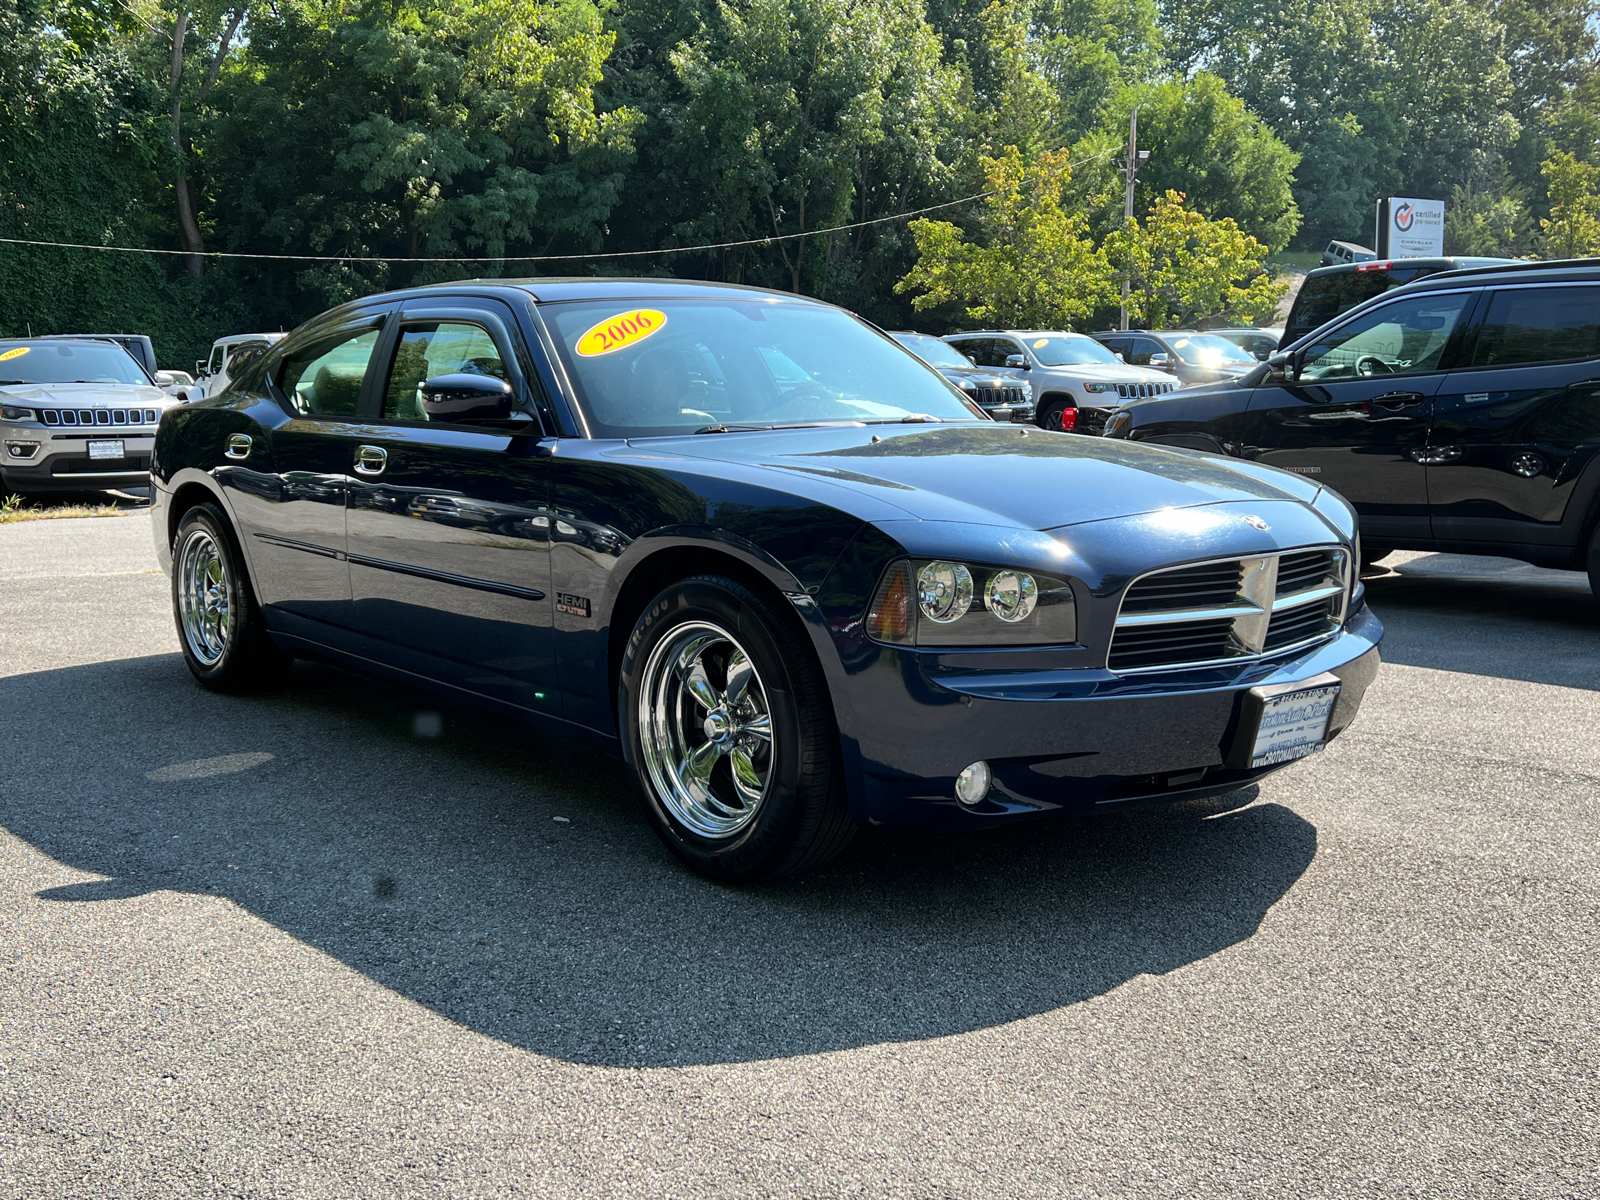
[1003,353,1029,370]
[1299,293,1470,381]
[420,374,514,423]
[385,321,512,420]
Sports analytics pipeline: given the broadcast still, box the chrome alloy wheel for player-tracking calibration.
[176,528,232,666]
[638,621,775,839]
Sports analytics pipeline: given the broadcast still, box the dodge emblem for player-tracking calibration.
[1241,514,1271,532]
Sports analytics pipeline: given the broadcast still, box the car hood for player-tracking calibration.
[655,423,1321,531]
[1042,363,1173,385]
[0,381,170,406]
[934,366,1013,387]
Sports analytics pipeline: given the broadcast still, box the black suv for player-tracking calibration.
[1103,261,1600,589]
[1091,329,1261,387]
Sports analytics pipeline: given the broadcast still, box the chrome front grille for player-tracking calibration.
[1114,381,1176,399]
[39,408,161,427]
[1108,547,1349,673]
[971,384,1030,408]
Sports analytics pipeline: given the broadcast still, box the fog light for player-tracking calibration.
[955,760,991,806]
[5,441,39,459]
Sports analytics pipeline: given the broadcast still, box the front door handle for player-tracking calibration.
[354,445,388,476]
[1566,378,1600,392]
[1370,391,1424,411]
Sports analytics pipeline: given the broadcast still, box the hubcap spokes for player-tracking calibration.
[639,623,774,838]
[178,531,231,666]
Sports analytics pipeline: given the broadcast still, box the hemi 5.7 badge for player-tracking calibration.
[556,592,592,618]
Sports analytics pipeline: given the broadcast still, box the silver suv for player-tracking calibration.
[943,330,1177,433]
[0,339,182,494]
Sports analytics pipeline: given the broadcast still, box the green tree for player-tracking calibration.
[895,146,1114,326]
[1444,179,1531,257]
[1539,151,1600,258]
[1103,188,1283,327]
[1094,72,1301,253]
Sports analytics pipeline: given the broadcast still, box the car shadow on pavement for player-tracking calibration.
[3,653,1316,1068]
[1364,553,1600,691]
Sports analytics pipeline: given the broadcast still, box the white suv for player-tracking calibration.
[943,330,1178,433]
[193,332,286,399]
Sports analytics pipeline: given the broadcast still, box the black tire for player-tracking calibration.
[171,502,291,692]
[1587,522,1600,599]
[1038,399,1075,431]
[619,574,855,882]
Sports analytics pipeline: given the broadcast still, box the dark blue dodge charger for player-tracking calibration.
[151,279,1382,880]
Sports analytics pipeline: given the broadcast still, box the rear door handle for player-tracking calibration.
[354,445,387,476]
[224,433,252,459]
[1370,391,1424,411]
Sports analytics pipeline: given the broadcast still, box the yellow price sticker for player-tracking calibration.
[1032,338,1049,349]
[0,346,30,361]
[576,309,668,357]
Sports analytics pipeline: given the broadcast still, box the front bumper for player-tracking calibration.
[1,426,156,492]
[836,604,1382,829]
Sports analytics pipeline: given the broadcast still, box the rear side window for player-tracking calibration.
[277,327,381,416]
[1472,287,1600,366]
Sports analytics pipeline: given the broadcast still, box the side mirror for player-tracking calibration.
[420,374,517,423]
[195,360,207,377]
[1150,353,1172,370]
[1266,351,1298,384]
[1003,354,1030,371]
[1114,352,1126,363]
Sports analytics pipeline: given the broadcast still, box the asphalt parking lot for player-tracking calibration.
[2,513,1597,1198]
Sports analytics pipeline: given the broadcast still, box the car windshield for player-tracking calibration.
[1024,334,1121,367]
[0,341,149,385]
[892,333,974,369]
[1164,334,1257,367]
[546,300,984,437]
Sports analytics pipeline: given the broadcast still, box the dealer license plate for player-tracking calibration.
[1249,684,1339,767]
[87,439,125,461]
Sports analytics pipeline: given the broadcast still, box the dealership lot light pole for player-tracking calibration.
[1120,108,1150,332]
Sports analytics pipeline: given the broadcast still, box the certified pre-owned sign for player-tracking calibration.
[1379,196,1445,258]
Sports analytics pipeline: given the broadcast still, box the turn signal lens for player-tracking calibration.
[866,560,913,644]
[917,560,973,623]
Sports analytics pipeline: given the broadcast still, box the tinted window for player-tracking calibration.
[1472,286,1600,366]
[0,341,149,385]
[1288,268,1431,338]
[545,299,980,437]
[278,327,380,416]
[1126,337,1163,365]
[384,322,509,419]
[950,338,1000,367]
[1300,293,1470,381]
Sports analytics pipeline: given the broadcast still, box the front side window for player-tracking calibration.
[384,322,509,419]
[1472,286,1600,367]
[545,299,982,438]
[1298,293,1471,381]
[1125,338,1163,365]
[277,327,381,416]
[948,337,998,367]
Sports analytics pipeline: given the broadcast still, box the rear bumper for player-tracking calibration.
[837,604,1382,829]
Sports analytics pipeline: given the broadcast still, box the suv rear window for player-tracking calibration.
[1285,267,1432,340]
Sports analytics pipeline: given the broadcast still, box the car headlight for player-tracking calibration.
[1,405,37,422]
[865,559,1077,646]
[1103,411,1132,438]
[1080,382,1116,394]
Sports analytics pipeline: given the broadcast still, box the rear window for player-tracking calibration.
[1472,286,1600,366]
[1287,267,1430,339]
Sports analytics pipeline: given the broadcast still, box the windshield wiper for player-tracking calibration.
[694,420,865,434]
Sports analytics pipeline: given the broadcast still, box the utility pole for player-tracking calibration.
[1120,108,1150,332]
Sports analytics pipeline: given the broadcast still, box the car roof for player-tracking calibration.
[1400,257,1600,286]
[943,329,1089,337]
[1301,255,1520,281]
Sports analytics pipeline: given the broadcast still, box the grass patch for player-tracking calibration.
[1270,251,1322,270]
[0,493,146,523]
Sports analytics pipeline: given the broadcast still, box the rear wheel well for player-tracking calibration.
[607,547,810,730]
[168,482,220,548]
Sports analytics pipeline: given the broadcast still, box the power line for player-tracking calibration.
[0,146,1119,267]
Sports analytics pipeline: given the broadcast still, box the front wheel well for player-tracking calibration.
[606,546,807,732]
